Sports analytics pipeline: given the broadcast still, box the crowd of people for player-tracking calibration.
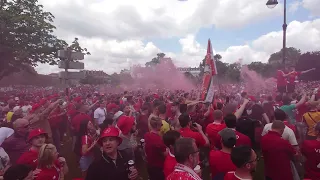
[0,75,319,180]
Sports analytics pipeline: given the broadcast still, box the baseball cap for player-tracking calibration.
[219,128,237,147]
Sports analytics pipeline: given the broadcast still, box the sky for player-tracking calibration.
[35,0,320,75]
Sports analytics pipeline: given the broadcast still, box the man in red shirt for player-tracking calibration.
[215,114,251,149]
[301,122,320,179]
[209,128,236,179]
[17,129,48,169]
[224,146,257,180]
[179,113,209,147]
[287,66,315,93]
[261,120,295,180]
[144,116,167,180]
[163,130,181,178]
[276,68,289,94]
[167,138,202,180]
[206,110,226,147]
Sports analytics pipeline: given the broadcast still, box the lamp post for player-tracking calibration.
[266,0,287,67]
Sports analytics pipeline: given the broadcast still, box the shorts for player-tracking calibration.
[287,84,295,93]
[277,85,287,93]
[79,155,94,171]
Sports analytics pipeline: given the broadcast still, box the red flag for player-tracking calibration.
[200,39,218,102]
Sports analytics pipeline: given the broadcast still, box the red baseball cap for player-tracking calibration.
[99,127,122,145]
[27,128,48,142]
[117,116,135,135]
[107,103,119,112]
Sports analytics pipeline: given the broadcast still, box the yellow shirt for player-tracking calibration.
[160,120,170,136]
[6,112,13,123]
[303,111,320,137]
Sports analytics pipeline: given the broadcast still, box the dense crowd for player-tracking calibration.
[0,78,319,180]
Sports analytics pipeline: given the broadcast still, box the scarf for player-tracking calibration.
[174,163,202,180]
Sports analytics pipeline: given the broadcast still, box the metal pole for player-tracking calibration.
[282,0,287,67]
[65,49,70,97]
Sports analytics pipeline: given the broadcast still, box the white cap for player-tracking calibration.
[14,97,19,101]
[113,111,123,120]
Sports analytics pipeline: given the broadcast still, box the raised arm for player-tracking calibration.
[301,68,316,74]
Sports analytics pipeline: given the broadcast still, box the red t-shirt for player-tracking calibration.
[261,131,295,180]
[215,130,251,149]
[163,152,177,178]
[81,135,93,156]
[72,113,92,132]
[144,132,166,168]
[35,165,61,180]
[49,107,63,128]
[224,172,247,180]
[16,149,38,169]
[296,103,308,122]
[204,109,214,125]
[67,103,78,119]
[166,103,173,119]
[209,150,236,178]
[17,149,61,170]
[206,122,226,148]
[288,71,301,84]
[276,70,287,86]
[301,140,320,179]
[179,127,206,147]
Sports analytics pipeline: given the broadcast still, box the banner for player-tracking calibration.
[200,39,217,102]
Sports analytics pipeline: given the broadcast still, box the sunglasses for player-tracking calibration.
[245,156,260,164]
[189,150,200,156]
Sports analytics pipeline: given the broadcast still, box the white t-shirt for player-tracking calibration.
[262,123,298,146]
[0,127,14,145]
[94,108,106,125]
[21,105,32,116]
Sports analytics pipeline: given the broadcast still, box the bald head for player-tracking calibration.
[271,120,285,132]
[13,118,29,129]
[213,110,223,120]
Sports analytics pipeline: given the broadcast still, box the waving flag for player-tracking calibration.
[200,39,217,102]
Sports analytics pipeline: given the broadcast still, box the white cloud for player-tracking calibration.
[302,0,320,17]
[38,0,282,40]
[36,18,320,74]
[35,0,320,74]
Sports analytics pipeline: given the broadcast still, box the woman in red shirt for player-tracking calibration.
[78,120,99,178]
[35,144,68,180]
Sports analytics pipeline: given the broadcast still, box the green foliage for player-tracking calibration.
[145,53,166,67]
[0,0,89,79]
[247,61,274,78]
[268,47,301,66]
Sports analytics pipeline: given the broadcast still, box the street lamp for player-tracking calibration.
[266,0,278,9]
[266,0,287,67]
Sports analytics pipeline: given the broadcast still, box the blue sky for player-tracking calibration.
[146,4,314,53]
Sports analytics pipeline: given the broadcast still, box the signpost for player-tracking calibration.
[57,49,85,96]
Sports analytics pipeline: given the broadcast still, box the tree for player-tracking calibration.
[225,63,241,82]
[268,47,301,66]
[214,54,222,61]
[0,0,89,80]
[145,53,166,67]
[296,51,320,81]
[247,61,273,77]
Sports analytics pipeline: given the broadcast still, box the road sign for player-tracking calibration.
[58,50,84,60]
[58,61,84,69]
[59,71,85,79]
